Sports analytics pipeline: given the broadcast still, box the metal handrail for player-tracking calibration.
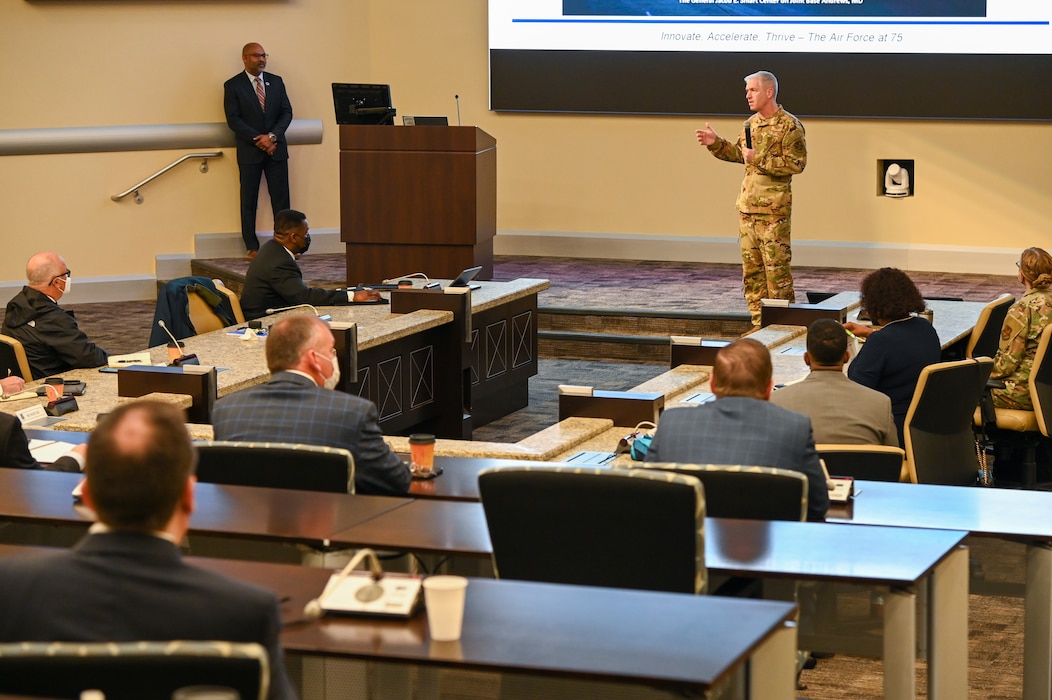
[111,151,222,203]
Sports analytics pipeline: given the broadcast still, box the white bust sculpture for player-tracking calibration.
[884,163,910,198]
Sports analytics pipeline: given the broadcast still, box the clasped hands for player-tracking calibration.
[252,133,277,156]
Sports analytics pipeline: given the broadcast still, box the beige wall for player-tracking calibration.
[2,0,1050,286]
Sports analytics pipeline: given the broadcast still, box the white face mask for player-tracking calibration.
[58,276,71,295]
[323,357,341,390]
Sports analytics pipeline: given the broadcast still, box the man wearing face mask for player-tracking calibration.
[239,209,362,320]
[211,315,411,495]
[2,252,109,378]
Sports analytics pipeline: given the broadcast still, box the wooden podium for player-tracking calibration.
[339,126,496,284]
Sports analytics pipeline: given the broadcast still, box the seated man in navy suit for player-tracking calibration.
[211,315,411,496]
[0,400,295,700]
[644,337,829,521]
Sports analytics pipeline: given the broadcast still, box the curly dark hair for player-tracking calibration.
[859,268,926,323]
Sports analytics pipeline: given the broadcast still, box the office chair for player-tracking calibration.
[635,463,808,522]
[187,280,243,334]
[965,293,1014,360]
[815,444,906,483]
[976,324,1052,488]
[904,357,994,485]
[196,440,356,494]
[479,466,706,594]
[0,333,34,380]
[0,640,269,700]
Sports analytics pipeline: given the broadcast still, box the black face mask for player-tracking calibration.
[296,233,312,255]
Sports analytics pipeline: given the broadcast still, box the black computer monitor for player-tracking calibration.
[332,83,396,125]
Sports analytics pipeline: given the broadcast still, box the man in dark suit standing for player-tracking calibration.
[0,400,295,700]
[644,338,828,521]
[224,42,294,257]
[212,315,411,496]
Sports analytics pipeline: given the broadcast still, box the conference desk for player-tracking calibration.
[323,500,967,700]
[0,543,797,700]
[1,278,548,438]
[0,468,968,698]
[829,479,1052,700]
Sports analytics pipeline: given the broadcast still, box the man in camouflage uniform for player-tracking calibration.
[696,71,807,325]
[990,247,1052,409]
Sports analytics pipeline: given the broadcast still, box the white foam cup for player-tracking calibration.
[423,575,469,641]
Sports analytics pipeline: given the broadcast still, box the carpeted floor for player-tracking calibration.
[1,255,1028,699]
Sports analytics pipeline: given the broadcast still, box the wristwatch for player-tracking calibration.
[268,133,277,143]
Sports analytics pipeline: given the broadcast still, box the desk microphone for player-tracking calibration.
[265,304,319,316]
[303,548,385,621]
[157,320,199,366]
[455,94,461,127]
[744,122,752,149]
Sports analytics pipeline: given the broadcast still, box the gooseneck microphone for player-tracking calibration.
[455,94,461,127]
[303,548,385,621]
[265,304,320,316]
[157,320,199,366]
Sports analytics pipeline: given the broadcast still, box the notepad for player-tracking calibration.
[29,439,79,463]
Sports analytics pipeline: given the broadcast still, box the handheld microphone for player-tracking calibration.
[265,304,320,316]
[744,122,752,149]
[303,548,385,621]
[157,320,199,366]
[454,94,461,127]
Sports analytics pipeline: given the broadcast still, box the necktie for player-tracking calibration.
[255,77,266,111]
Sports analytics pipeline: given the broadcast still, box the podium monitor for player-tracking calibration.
[332,83,396,125]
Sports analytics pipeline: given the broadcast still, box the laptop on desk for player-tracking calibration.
[448,266,482,291]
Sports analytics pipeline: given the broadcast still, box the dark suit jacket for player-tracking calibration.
[240,241,349,320]
[644,397,829,521]
[212,371,411,496]
[0,532,294,700]
[223,70,293,165]
[0,413,80,471]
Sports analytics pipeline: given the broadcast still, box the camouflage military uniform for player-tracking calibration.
[990,289,1052,409]
[709,107,807,325]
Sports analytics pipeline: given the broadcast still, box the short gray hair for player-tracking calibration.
[745,71,778,99]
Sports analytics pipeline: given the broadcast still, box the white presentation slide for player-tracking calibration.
[489,0,1051,54]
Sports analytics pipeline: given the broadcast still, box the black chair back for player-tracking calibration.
[638,463,808,521]
[815,445,905,482]
[0,640,267,700]
[196,440,355,493]
[905,358,993,485]
[479,467,705,594]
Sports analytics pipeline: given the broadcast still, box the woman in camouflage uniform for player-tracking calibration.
[990,247,1052,410]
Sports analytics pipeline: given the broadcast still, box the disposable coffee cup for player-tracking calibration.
[167,341,186,362]
[423,575,469,641]
[409,433,436,475]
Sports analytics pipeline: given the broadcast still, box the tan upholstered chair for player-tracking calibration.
[0,334,33,381]
[965,293,1014,359]
[904,357,994,484]
[976,324,1052,487]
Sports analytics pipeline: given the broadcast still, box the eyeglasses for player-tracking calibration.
[247,53,268,59]
[1016,261,1022,269]
[50,270,71,284]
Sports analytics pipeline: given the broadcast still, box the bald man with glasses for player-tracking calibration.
[2,251,108,378]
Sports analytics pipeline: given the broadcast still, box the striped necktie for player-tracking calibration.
[255,77,265,111]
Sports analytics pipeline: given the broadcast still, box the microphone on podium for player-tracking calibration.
[265,304,320,316]
[157,320,199,366]
[454,94,461,127]
[303,548,386,621]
